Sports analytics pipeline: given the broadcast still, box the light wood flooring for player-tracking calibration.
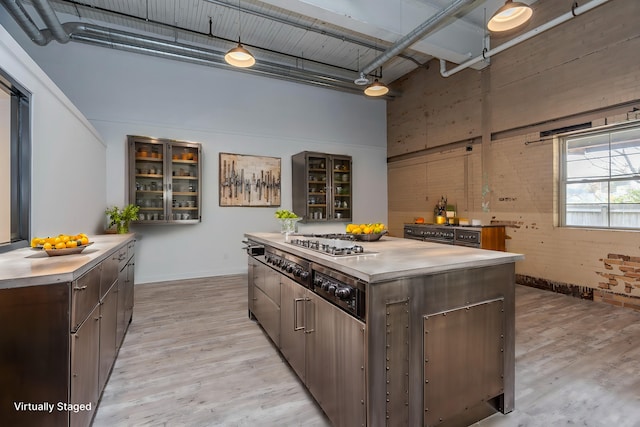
[93,276,640,427]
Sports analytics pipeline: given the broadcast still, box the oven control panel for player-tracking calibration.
[264,249,311,288]
[454,228,481,246]
[312,265,366,322]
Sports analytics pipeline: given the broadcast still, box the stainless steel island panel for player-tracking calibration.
[366,263,515,427]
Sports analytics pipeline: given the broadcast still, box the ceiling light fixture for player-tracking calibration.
[364,79,389,97]
[487,0,533,32]
[225,1,255,68]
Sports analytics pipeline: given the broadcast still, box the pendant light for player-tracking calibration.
[487,0,533,32]
[364,67,389,97]
[225,1,255,68]
[364,79,389,97]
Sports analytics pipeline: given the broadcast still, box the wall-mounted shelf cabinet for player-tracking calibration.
[127,135,202,224]
[292,151,352,222]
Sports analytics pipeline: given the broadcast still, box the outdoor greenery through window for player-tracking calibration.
[560,121,640,229]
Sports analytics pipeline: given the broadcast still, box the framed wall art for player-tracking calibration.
[219,153,281,207]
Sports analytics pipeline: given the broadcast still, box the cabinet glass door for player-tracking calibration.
[331,156,351,221]
[128,135,202,224]
[307,155,329,221]
[168,144,200,222]
[133,141,166,223]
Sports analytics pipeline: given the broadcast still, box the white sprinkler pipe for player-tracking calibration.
[439,0,612,77]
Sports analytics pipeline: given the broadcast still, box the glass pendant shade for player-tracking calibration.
[487,0,533,32]
[224,43,255,68]
[364,79,389,97]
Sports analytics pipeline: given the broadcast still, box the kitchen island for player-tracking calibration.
[0,234,136,427]
[245,232,523,427]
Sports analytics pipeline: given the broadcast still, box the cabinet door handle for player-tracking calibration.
[304,298,316,334]
[293,298,305,331]
[73,285,88,291]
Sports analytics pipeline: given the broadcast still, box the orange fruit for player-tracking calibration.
[55,242,66,249]
[43,242,52,250]
[66,240,78,248]
[80,236,89,245]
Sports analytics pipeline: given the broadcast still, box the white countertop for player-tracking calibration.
[245,232,524,283]
[0,234,135,289]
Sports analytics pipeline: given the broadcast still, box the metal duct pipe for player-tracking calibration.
[361,0,475,76]
[0,0,385,96]
[31,0,69,43]
[0,0,51,45]
[439,0,612,77]
[63,22,366,95]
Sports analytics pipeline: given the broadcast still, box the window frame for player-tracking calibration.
[558,120,640,230]
[0,68,31,253]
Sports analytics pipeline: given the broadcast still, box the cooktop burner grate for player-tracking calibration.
[288,236,374,257]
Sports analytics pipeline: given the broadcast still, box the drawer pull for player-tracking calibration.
[73,285,88,291]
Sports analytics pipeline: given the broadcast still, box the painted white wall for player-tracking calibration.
[0,90,10,244]
[0,25,107,239]
[0,17,388,284]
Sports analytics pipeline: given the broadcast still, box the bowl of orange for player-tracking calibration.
[31,233,92,256]
[345,223,388,241]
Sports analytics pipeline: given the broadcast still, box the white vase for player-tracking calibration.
[280,218,300,235]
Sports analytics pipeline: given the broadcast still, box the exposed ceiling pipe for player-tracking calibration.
[30,0,70,43]
[0,0,391,96]
[360,0,476,76]
[0,0,51,45]
[201,0,421,66]
[62,23,372,96]
[439,0,612,77]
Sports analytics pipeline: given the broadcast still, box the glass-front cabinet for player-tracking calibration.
[127,135,202,224]
[292,151,352,222]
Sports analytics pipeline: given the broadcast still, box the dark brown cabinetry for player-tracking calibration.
[292,152,352,222]
[0,238,135,427]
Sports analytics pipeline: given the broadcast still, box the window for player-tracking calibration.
[0,68,31,253]
[559,122,640,229]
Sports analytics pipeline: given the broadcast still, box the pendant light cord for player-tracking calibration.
[237,0,242,43]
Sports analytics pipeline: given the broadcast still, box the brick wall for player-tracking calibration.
[386,0,640,304]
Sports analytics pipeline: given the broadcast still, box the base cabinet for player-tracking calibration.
[70,305,100,427]
[249,258,280,346]
[279,277,366,427]
[98,283,118,392]
[279,277,306,380]
[0,238,135,427]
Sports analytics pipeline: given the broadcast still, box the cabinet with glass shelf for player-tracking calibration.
[127,135,202,224]
[292,152,352,222]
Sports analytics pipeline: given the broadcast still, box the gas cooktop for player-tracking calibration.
[288,235,374,257]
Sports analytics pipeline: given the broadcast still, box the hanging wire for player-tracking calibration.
[237,0,242,43]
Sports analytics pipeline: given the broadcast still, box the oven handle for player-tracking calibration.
[242,240,265,256]
[293,298,305,331]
